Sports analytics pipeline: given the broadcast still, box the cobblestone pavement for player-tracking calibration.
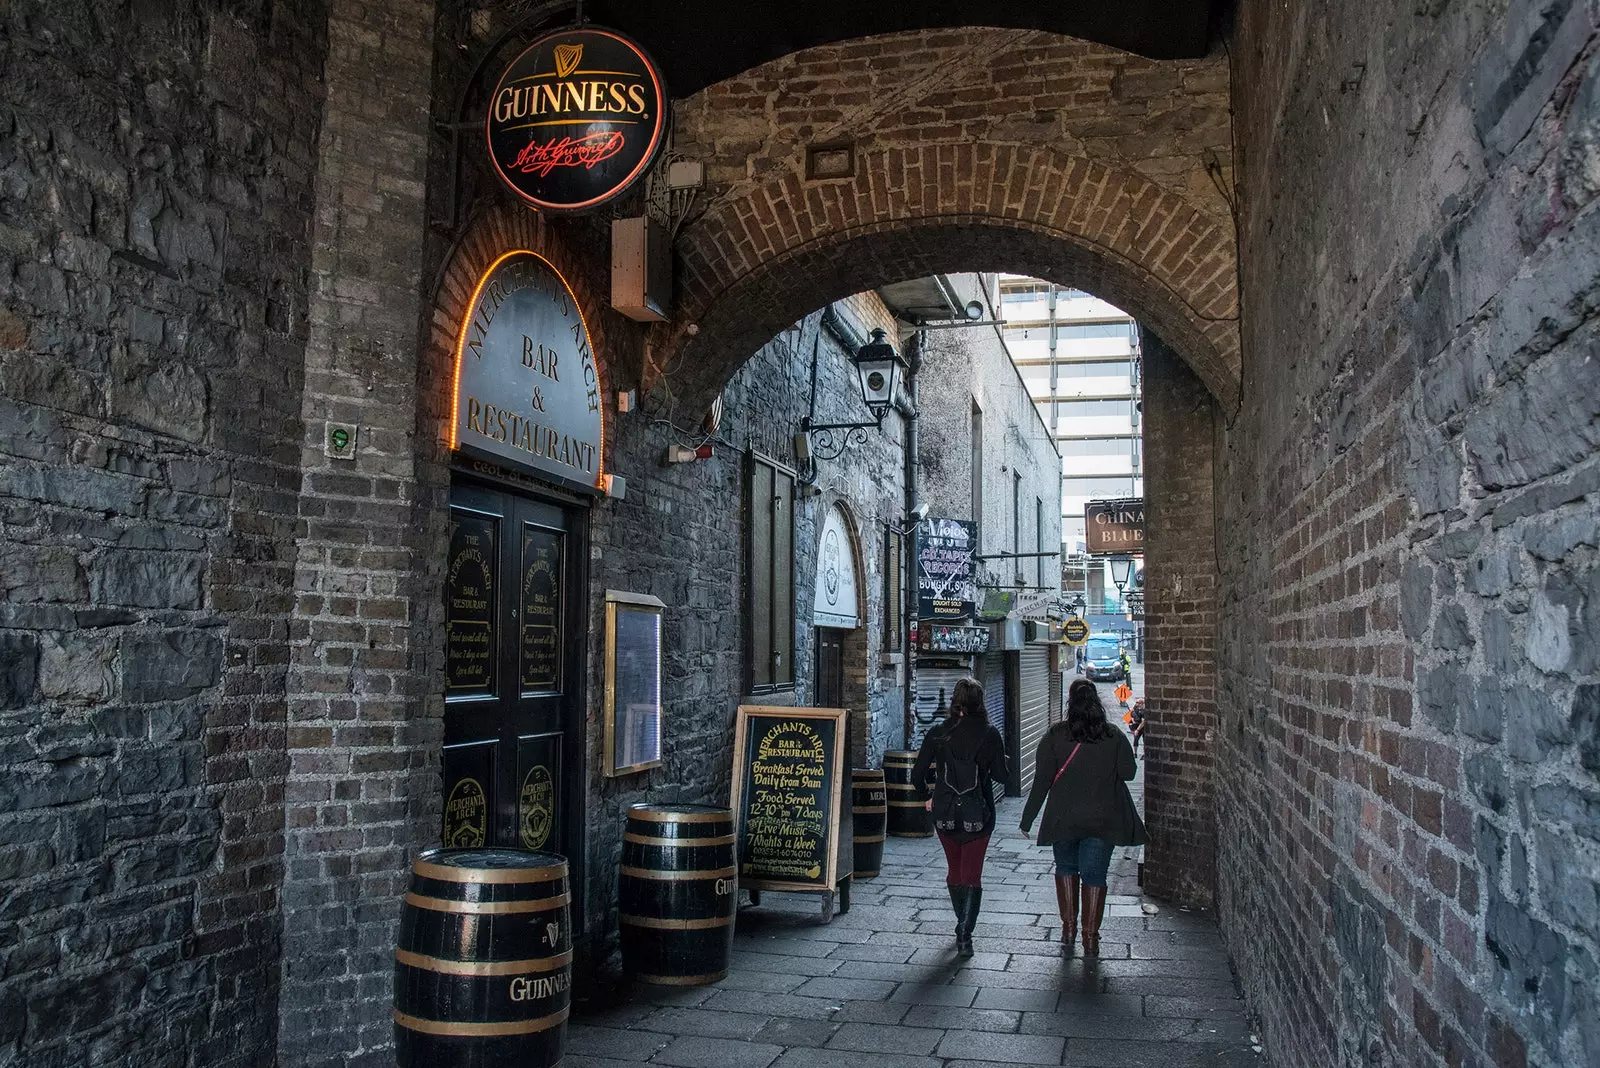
[569,733,1263,1068]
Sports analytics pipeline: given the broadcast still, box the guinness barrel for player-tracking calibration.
[851,769,887,877]
[884,750,934,837]
[394,848,571,1068]
[619,804,737,985]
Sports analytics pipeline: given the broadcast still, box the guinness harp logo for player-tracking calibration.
[553,43,583,78]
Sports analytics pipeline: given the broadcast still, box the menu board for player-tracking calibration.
[446,511,497,694]
[730,706,848,893]
[519,525,562,693]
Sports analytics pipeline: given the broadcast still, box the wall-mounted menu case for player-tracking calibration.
[603,590,665,776]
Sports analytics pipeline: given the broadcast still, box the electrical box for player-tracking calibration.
[611,216,671,323]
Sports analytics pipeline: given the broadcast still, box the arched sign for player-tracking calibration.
[452,250,604,494]
[812,507,859,629]
[486,27,667,212]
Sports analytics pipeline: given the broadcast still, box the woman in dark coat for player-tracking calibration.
[1019,679,1146,956]
[912,677,1007,957]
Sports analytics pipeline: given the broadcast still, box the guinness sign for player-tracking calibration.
[452,250,605,494]
[487,27,667,212]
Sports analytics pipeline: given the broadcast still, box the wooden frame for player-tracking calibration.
[730,705,849,894]
[603,590,666,777]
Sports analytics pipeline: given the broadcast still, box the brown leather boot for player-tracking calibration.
[1055,875,1080,946]
[1080,884,1107,956]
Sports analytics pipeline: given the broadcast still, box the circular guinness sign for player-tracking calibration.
[1062,617,1091,646]
[486,27,667,212]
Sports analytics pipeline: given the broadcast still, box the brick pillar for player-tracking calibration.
[1140,333,1219,906]
[279,1,439,1063]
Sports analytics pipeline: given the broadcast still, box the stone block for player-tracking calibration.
[1561,51,1600,208]
[1400,559,1433,640]
[1471,0,1593,161]
[120,630,222,702]
[0,632,38,708]
[0,545,84,603]
[38,631,119,703]
[108,353,208,444]
[1573,684,1600,773]
[90,550,205,610]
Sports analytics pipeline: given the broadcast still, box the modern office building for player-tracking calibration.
[996,275,1143,614]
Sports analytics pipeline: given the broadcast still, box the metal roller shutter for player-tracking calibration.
[1017,644,1051,794]
[980,652,1006,740]
[912,664,971,747]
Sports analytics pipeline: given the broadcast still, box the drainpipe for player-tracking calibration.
[901,329,922,750]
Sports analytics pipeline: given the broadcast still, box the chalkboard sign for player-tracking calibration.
[730,706,848,893]
[446,511,498,694]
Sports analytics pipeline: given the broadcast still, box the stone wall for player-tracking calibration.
[0,2,329,1065]
[1221,1,1600,1064]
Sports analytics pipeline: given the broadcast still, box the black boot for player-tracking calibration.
[957,887,982,957]
[948,885,969,947]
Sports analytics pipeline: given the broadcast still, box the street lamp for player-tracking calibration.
[1109,556,1134,612]
[799,329,908,462]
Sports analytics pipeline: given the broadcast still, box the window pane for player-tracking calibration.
[773,466,794,687]
[749,459,773,688]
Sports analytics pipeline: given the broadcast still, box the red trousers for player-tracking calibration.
[937,832,992,887]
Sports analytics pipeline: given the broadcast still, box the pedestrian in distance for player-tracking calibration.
[1019,679,1147,956]
[1127,698,1147,758]
[912,677,1008,958]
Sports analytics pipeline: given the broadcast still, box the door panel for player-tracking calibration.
[815,629,844,708]
[445,478,585,881]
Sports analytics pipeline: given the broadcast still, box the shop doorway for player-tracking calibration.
[441,476,588,882]
[815,628,846,707]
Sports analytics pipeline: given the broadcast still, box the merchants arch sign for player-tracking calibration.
[451,250,604,494]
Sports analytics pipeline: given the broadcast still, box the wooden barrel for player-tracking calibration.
[619,804,736,985]
[884,750,934,837]
[851,769,887,877]
[394,848,570,1068]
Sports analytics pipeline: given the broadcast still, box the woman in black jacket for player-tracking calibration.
[911,677,1007,957]
[1019,679,1146,956]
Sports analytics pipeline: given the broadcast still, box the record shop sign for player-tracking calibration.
[452,251,604,494]
[487,27,667,212]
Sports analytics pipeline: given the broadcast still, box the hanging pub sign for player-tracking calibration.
[916,517,977,621]
[1086,497,1145,554]
[486,27,667,213]
[452,251,604,494]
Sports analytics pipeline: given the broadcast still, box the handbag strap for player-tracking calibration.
[1050,743,1084,788]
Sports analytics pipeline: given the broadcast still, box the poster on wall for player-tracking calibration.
[453,251,605,495]
[485,27,668,213]
[730,706,848,893]
[812,506,860,629]
[916,517,977,620]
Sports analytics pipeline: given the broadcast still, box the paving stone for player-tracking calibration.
[908,947,1009,969]
[1020,1012,1197,1041]
[902,1005,1022,1032]
[734,951,847,976]
[716,969,811,993]
[1051,992,1146,1017]
[639,1007,773,1039]
[829,944,917,963]
[792,975,898,1000]
[770,1049,941,1068]
[934,1030,1065,1064]
[830,999,914,1024]
[887,982,978,1007]
[753,1017,840,1048]
[833,961,954,983]
[565,1025,674,1060]
[1060,1039,1262,1066]
[970,987,1059,1012]
[1101,977,1241,999]
[651,1035,784,1068]
[1143,995,1248,1019]
[825,1021,944,1055]
[703,990,841,1019]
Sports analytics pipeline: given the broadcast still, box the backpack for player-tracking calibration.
[931,739,989,835]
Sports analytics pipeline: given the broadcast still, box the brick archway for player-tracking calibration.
[661,147,1238,411]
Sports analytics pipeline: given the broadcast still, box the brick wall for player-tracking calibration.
[1220,1,1600,1064]
[0,3,329,1065]
[1140,334,1218,906]
[278,1,438,1063]
[661,28,1239,416]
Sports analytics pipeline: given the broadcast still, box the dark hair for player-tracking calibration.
[949,677,984,718]
[1065,680,1112,742]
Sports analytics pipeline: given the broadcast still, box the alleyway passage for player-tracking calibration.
[569,775,1261,1068]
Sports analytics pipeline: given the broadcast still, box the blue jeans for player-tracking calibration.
[1052,838,1114,887]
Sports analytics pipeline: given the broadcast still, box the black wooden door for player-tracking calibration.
[443,478,586,871]
[815,629,845,708]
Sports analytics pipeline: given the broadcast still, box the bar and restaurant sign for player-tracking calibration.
[452,251,604,494]
[486,27,667,212]
[1085,498,1145,554]
[916,518,977,620]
